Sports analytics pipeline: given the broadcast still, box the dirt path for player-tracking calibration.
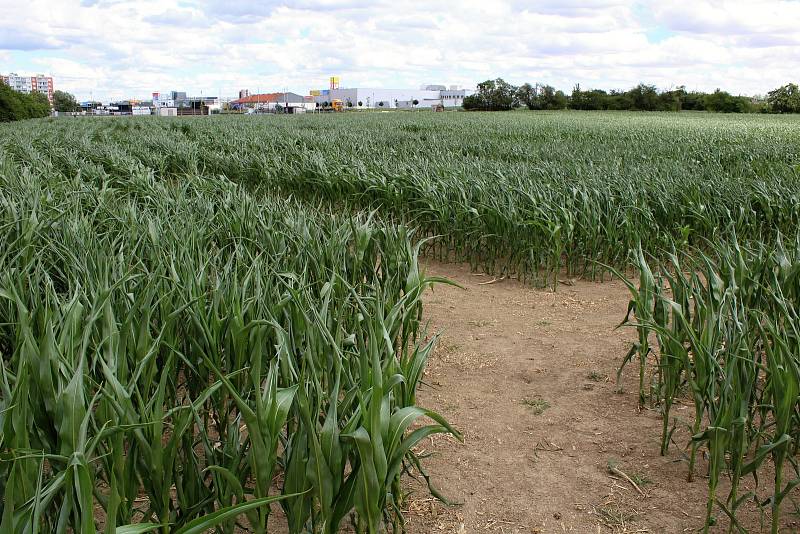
[403,261,795,534]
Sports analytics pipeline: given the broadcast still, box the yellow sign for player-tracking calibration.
[329,76,340,90]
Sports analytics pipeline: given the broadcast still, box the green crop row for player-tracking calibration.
[8,112,794,288]
[0,129,459,533]
[615,236,800,532]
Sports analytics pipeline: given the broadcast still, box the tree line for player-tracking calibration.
[0,84,81,122]
[463,79,800,114]
[0,83,52,122]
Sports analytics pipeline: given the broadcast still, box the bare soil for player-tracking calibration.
[402,261,799,534]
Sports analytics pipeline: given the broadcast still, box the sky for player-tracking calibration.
[1,0,799,101]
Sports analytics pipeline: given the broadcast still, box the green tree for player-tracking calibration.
[0,83,25,121]
[541,86,567,110]
[463,78,518,111]
[0,82,51,122]
[766,83,800,113]
[28,92,51,117]
[465,79,765,114]
[516,83,538,110]
[607,89,632,110]
[53,90,79,112]
[584,89,610,110]
[462,94,483,110]
[658,86,686,111]
[682,90,707,111]
[570,84,610,110]
[488,78,518,110]
[569,84,585,110]
[628,84,659,110]
[704,89,752,113]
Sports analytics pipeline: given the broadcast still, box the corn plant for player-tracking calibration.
[616,234,800,532]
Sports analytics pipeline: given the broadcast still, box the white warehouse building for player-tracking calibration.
[311,85,472,109]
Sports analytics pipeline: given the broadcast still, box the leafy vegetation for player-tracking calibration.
[235,111,795,289]
[53,90,80,113]
[0,82,51,122]
[616,239,800,533]
[464,79,800,113]
[462,78,520,111]
[767,83,800,114]
[570,84,761,113]
[0,117,459,532]
[0,110,798,532]
[516,83,569,110]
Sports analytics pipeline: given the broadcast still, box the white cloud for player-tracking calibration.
[0,0,797,100]
[651,0,800,35]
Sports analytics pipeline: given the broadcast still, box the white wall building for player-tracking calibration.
[263,101,316,112]
[439,89,471,107]
[311,87,472,109]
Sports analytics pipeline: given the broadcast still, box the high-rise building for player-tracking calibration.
[1,73,54,105]
[239,89,250,99]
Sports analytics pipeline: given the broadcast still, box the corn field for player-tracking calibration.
[1,111,799,532]
[0,118,459,533]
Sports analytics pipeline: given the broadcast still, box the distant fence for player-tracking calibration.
[177,107,208,116]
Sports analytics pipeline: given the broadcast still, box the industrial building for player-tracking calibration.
[67,92,218,116]
[150,91,220,115]
[1,73,54,104]
[152,92,217,109]
[231,92,315,113]
[309,77,473,109]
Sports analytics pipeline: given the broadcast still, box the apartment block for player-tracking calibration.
[1,73,55,105]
